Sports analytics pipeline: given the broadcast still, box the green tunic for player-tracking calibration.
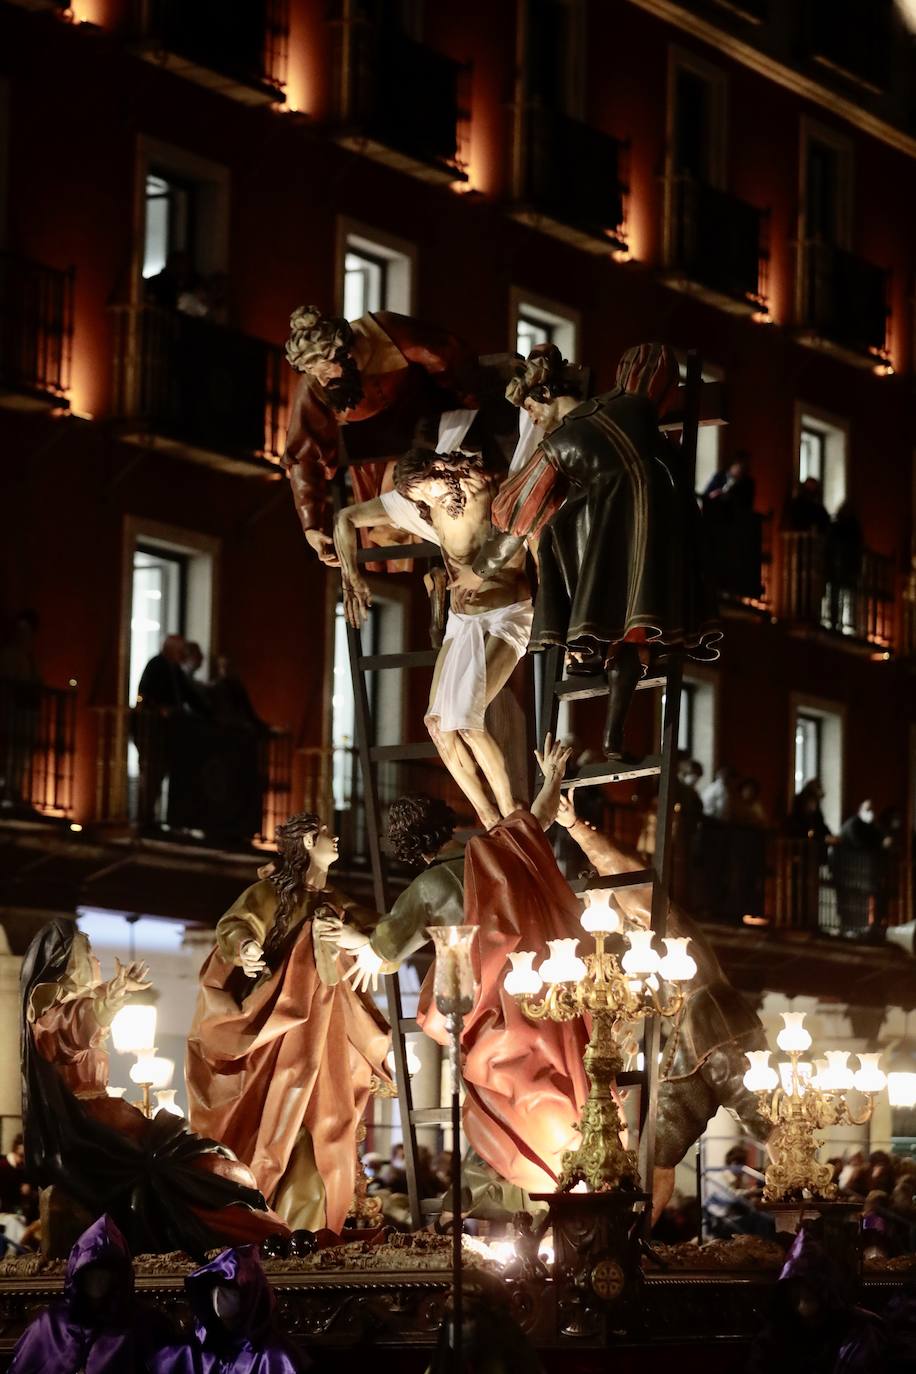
[370,853,466,963]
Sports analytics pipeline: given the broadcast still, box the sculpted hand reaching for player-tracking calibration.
[107,958,151,1009]
[305,529,341,568]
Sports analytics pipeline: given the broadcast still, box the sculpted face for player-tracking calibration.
[523,396,559,429]
[303,824,340,868]
[409,458,489,518]
[305,357,344,386]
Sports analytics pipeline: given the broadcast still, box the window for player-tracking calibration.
[806,139,842,245]
[510,289,579,360]
[668,50,727,190]
[795,406,848,513]
[136,138,230,291]
[660,675,716,782]
[143,172,195,279]
[799,426,826,485]
[344,249,388,318]
[677,356,724,493]
[790,697,844,832]
[337,221,415,317]
[129,548,186,708]
[525,0,587,118]
[794,712,822,796]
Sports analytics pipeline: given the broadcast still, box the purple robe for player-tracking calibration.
[9,1214,176,1373]
[159,1245,306,1373]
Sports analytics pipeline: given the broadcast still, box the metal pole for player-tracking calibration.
[448,1010,463,1370]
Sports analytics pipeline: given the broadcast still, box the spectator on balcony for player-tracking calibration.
[144,250,197,313]
[825,501,864,633]
[677,755,704,825]
[783,476,830,535]
[0,609,42,809]
[701,765,737,821]
[135,634,209,828]
[209,655,269,736]
[733,777,769,828]
[702,452,763,600]
[832,799,887,937]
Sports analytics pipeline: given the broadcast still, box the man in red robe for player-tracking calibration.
[281,305,481,570]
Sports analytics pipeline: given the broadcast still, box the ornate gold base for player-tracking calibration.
[559,1010,640,1193]
[762,1118,836,1203]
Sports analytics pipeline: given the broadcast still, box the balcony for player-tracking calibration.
[0,681,76,818]
[778,530,895,648]
[331,20,469,184]
[111,306,286,476]
[666,176,767,313]
[0,254,73,411]
[93,707,294,849]
[512,108,627,254]
[128,0,289,105]
[799,242,889,363]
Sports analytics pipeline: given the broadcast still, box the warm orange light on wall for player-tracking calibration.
[66,1,107,25]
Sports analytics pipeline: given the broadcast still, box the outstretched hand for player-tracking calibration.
[342,574,372,629]
[108,958,151,1005]
[534,732,573,781]
[342,943,385,994]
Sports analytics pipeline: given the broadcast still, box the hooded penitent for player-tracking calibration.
[21,920,287,1258]
[176,1245,305,1373]
[491,342,719,662]
[747,1228,886,1374]
[8,1215,176,1373]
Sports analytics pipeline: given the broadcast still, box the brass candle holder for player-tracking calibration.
[504,892,696,1192]
[743,1013,887,1203]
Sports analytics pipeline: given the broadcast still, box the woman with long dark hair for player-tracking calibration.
[186,813,391,1234]
[20,921,287,1258]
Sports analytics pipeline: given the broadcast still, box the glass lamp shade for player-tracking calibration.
[105,1086,126,1100]
[853,1052,887,1094]
[743,1050,778,1093]
[658,937,697,983]
[155,1089,183,1117]
[427,925,479,1015]
[111,1003,157,1056]
[885,1041,916,1108]
[776,1012,813,1053]
[386,1042,422,1078]
[580,890,621,935]
[621,930,660,977]
[504,951,543,997]
[129,1054,174,1090]
[779,1061,813,1096]
[539,938,587,985]
[817,1050,855,1092]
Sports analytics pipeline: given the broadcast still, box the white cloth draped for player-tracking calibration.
[425,600,533,733]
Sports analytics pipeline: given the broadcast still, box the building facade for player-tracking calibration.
[1,0,915,1155]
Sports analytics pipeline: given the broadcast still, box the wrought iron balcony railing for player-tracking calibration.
[129,0,289,102]
[800,242,889,359]
[778,530,895,647]
[669,176,767,307]
[334,21,469,180]
[112,306,286,470]
[0,254,74,406]
[519,108,627,249]
[0,681,76,818]
[93,706,293,848]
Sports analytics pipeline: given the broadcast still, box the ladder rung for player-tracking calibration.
[356,542,441,563]
[370,742,439,762]
[569,869,655,893]
[561,756,662,787]
[616,1070,647,1087]
[410,1107,453,1125]
[421,1198,444,1216]
[359,649,439,671]
[399,1017,420,1034]
[554,673,666,702]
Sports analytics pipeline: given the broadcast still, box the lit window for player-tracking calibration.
[511,293,578,359]
[660,685,696,755]
[344,250,388,319]
[677,357,724,493]
[794,713,822,796]
[799,427,825,485]
[797,409,847,513]
[130,548,185,706]
[143,172,193,280]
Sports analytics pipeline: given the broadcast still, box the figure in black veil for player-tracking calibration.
[20,919,287,1257]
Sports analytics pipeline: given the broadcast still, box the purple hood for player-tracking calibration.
[182,1246,306,1371]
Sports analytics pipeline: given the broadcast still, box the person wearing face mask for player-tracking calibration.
[8,1214,177,1372]
[186,813,392,1236]
[832,799,886,937]
[158,1245,307,1373]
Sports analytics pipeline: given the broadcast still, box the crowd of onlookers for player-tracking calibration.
[0,1134,39,1254]
[144,251,229,325]
[134,633,274,844]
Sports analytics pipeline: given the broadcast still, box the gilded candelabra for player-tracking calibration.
[504,892,697,1192]
[743,1013,887,1203]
